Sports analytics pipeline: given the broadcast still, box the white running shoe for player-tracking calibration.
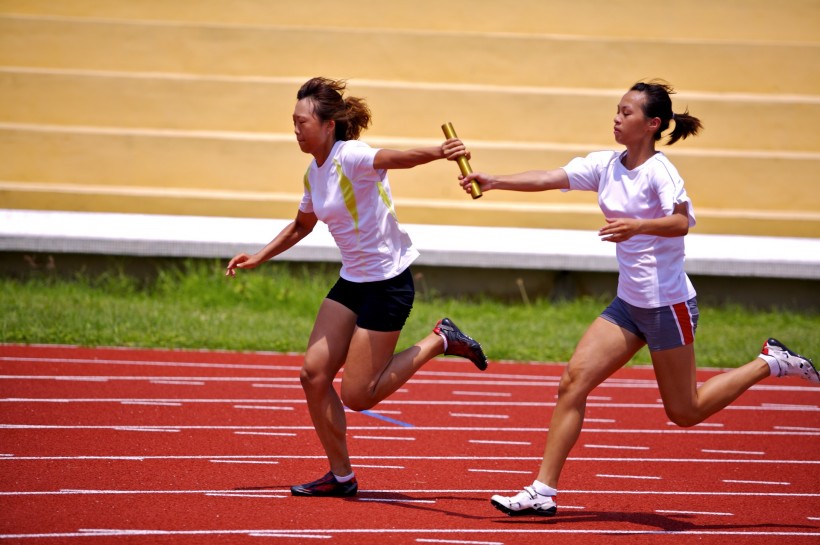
[490,486,557,517]
[761,338,819,383]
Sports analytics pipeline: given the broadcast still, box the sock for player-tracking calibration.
[532,480,557,497]
[437,332,448,353]
[333,471,355,483]
[759,354,780,377]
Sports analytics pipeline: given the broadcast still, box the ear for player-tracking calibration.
[647,116,662,132]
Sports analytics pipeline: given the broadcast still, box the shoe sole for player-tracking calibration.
[290,486,358,497]
[490,498,557,517]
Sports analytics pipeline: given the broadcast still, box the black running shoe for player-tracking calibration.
[433,318,488,371]
[290,472,358,497]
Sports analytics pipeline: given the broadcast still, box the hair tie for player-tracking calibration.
[671,112,676,120]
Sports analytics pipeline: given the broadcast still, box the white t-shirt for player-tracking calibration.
[299,140,419,282]
[562,150,697,308]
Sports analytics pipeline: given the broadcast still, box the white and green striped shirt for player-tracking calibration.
[299,140,419,282]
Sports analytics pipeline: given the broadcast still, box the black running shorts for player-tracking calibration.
[325,268,415,332]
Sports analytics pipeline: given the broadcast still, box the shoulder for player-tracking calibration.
[647,152,682,183]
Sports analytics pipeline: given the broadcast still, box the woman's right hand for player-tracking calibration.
[459,172,494,195]
[225,253,257,277]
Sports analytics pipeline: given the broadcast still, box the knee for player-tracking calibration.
[299,363,332,393]
[557,364,592,401]
[340,390,376,412]
[664,406,700,428]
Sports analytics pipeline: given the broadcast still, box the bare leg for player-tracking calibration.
[652,345,770,427]
[536,318,645,489]
[300,299,357,476]
[341,328,444,412]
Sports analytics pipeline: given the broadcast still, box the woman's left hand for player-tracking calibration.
[599,218,641,243]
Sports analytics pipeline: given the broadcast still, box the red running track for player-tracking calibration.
[1,344,819,545]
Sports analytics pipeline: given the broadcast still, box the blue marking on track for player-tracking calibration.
[359,410,414,428]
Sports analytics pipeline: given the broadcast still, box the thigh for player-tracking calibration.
[304,298,358,380]
[340,327,402,392]
[565,317,646,393]
[650,343,697,413]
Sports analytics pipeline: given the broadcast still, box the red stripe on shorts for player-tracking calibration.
[672,301,695,345]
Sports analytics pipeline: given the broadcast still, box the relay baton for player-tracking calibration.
[441,122,482,199]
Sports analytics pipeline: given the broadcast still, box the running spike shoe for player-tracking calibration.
[490,486,557,517]
[761,338,819,383]
[433,318,488,371]
[290,472,358,497]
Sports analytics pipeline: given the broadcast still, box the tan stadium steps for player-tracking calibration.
[2,69,819,152]
[3,0,818,43]
[1,16,818,95]
[1,1,818,239]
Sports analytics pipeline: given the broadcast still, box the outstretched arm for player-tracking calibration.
[373,138,468,170]
[460,168,570,194]
[225,210,318,276]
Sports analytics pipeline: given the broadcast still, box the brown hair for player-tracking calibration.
[630,80,703,145]
[296,77,372,141]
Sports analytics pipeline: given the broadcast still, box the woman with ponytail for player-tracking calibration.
[460,80,818,517]
[227,77,488,497]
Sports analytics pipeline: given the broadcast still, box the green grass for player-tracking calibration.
[2,260,818,367]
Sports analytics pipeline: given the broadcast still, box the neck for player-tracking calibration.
[313,138,337,167]
[622,142,657,170]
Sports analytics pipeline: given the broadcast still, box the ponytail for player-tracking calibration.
[630,80,703,145]
[296,77,372,141]
[667,109,702,145]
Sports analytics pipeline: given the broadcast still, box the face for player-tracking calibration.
[293,98,334,155]
[613,90,657,145]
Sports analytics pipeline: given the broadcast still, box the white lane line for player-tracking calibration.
[250,533,330,539]
[762,403,818,409]
[3,488,819,498]
[54,377,108,382]
[353,465,405,469]
[417,539,501,545]
[150,380,205,386]
[363,410,403,415]
[233,405,294,411]
[657,509,733,516]
[723,479,791,486]
[351,436,416,441]
[207,493,287,499]
[358,498,436,504]
[774,425,820,432]
[469,440,531,446]
[4,454,818,465]
[3,397,818,414]
[0,355,300,372]
[449,413,509,419]
[112,427,180,433]
[3,527,818,539]
[596,474,661,480]
[468,469,531,474]
[208,460,279,465]
[233,431,297,437]
[120,401,182,407]
[3,424,820,439]
[585,418,616,423]
[584,444,649,451]
[452,391,512,397]
[702,449,765,455]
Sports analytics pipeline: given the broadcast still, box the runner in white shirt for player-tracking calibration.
[459,80,818,517]
[226,77,488,497]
